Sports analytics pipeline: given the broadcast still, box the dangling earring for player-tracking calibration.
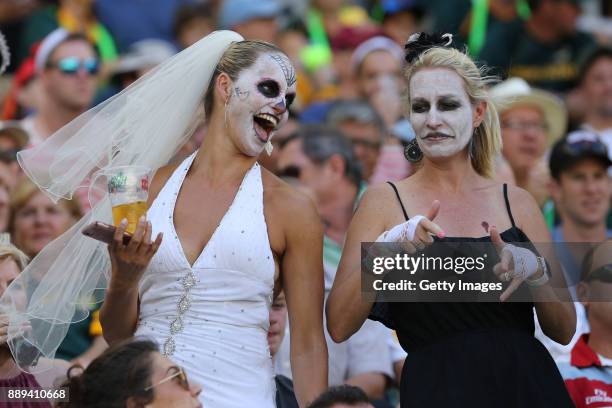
[469,127,479,160]
[264,140,273,156]
[404,138,422,162]
[468,136,474,160]
[224,98,229,125]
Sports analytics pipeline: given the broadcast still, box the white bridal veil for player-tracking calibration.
[1,30,244,371]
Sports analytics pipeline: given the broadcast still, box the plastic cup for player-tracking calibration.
[106,166,151,234]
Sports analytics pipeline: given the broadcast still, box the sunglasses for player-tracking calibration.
[563,139,608,158]
[48,57,99,75]
[0,148,19,164]
[145,366,190,392]
[278,165,301,179]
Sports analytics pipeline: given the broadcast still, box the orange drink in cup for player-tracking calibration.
[107,166,151,234]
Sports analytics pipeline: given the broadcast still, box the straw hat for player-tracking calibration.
[490,77,567,146]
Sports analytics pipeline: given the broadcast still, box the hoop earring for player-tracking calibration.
[404,138,423,162]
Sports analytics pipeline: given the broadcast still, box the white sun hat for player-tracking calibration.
[490,77,567,147]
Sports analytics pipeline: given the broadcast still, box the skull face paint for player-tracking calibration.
[226,53,297,157]
[409,68,476,159]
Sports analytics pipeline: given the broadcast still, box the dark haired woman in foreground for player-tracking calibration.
[327,33,576,407]
[57,339,201,408]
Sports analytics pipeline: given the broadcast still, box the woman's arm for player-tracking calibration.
[70,335,108,369]
[100,220,161,345]
[280,191,328,407]
[326,186,390,343]
[100,166,171,344]
[510,187,576,344]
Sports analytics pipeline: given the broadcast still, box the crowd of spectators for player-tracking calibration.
[0,0,611,406]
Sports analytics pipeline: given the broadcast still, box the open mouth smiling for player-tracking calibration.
[253,113,279,143]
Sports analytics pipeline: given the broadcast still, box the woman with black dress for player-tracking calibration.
[326,33,576,407]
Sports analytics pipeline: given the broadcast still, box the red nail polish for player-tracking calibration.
[437,231,445,239]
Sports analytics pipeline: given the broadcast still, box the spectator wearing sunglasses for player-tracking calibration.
[20,28,99,148]
[57,339,202,408]
[326,100,385,182]
[276,126,395,402]
[556,239,612,408]
[535,131,612,361]
[20,29,104,211]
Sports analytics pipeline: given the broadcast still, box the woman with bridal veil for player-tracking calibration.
[1,30,328,407]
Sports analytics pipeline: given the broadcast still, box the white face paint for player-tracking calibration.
[226,53,297,157]
[409,68,476,159]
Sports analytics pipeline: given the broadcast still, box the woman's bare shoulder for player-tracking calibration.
[261,168,317,218]
[503,184,544,232]
[147,162,181,207]
[505,184,540,214]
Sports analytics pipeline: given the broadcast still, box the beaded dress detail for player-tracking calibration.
[135,152,276,407]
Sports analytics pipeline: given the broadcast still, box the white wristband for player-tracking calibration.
[376,215,426,243]
[501,244,540,280]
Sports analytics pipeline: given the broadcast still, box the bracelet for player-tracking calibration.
[526,257,549,287]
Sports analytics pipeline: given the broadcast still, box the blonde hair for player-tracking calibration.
[0,233,29,271]
[9,178,82,233]
[404,47,501,178]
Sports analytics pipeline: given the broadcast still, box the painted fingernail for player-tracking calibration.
[120,219,128,226]
[139,216,145,223]
[437,231,445,239]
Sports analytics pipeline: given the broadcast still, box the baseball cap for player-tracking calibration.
[549,130,611,179]
[219,0,281,29]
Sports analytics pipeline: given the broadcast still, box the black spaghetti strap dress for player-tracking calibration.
[370,183,574,408]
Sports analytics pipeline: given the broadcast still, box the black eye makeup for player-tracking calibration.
[411,97,462,113]
[257,80,280,98]
[438,97,461,111]
[411,100,429,113]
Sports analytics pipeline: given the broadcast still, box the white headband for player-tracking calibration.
[351,36,404,72]
[34,28,70,73]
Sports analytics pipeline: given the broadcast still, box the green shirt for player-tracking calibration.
[478,20,597,93]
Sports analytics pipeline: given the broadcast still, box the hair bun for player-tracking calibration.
[404,32,453,63]
[57,365,86,407]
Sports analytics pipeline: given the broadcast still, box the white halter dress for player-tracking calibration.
[135,152,276,407]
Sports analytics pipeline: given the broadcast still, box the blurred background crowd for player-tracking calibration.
[0,0,611,407]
